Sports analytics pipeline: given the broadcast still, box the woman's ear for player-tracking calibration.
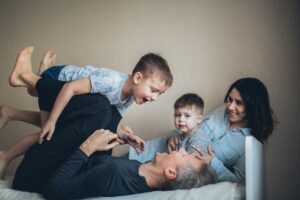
[133,72,143,84]
[164,167,177,180]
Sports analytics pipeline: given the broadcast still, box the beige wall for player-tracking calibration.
[0,0,299,199]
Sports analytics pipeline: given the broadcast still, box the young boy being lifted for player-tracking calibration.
[0,46,173,178]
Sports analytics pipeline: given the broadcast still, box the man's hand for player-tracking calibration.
[80,129,120,156]
[191,145,214,165]
[117,125,145,154]
[167,135,180,153]
[39,119,56,144]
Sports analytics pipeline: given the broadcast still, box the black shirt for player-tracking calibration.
[43,149,151,199]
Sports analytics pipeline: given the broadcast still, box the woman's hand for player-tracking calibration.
[192,145,214,165]
[80,129,120,156]
[167,135,180,153]
[39,119,56,144]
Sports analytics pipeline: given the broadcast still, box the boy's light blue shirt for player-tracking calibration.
[178,129,211,154]
[129,106,250,184]
[58,65,134,114]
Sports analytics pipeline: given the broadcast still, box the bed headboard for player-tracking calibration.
[245,136,264,200]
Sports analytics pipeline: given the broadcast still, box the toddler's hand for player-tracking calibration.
[39,119,56,144]
[167,135,180,153]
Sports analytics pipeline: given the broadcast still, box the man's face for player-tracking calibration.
[174,105,202,135]
[154,148,204,170]
[132,72,169,104]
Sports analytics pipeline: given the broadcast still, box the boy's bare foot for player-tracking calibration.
[38,49,57,75]
[0,105,11,129]
[9,46,34,87]
[0,151,8,179]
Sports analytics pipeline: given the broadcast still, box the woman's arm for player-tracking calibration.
[192,144,245,184]
[210,154,245,184]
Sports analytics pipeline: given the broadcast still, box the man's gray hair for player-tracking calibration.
[163,163,216,190]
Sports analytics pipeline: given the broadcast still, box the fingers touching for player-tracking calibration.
[167,135,180,153]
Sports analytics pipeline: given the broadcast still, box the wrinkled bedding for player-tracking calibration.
[0,176,245,200]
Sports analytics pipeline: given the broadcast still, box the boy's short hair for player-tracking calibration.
[132,53,173,87]
[174,93,204,114]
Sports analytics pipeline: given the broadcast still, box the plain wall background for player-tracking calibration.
[0,0,299,199]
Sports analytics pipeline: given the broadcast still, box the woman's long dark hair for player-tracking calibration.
[224,78,275,143]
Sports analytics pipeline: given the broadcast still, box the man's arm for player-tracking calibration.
[39,78,91,143]
[42,130,119,199]
[80,129,120,156]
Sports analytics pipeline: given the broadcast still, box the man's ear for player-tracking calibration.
[133,72,143,84]
[164,167,177,180]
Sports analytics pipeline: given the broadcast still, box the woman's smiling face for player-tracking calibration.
[225,88,247,128]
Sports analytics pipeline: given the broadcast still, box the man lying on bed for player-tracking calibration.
[12,77,216,198]
[44,128,216,199]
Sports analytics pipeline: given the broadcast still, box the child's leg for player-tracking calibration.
[27,49,57,97]
[0,133,39,179]
[9,46,41,92]
[0,105,41,128]
[38,49,57,76]
[40,110,50,126]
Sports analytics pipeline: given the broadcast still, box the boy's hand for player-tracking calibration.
[125,133,145,155]
[39,119,56,144]
[117,125,145,154]
[191,145,214,165]
[117,124,134,135]
[167,135,180,153]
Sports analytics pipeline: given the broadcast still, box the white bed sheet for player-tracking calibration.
[0,176,245,200]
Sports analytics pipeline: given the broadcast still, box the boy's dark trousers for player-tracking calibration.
[12,78,122,193]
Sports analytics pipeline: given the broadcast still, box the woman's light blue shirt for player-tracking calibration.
[196,106,250,184]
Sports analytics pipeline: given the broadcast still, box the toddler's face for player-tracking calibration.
[132,72,169,104]
[174,105,202,135]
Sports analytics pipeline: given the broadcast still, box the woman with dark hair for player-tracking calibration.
[224,78,274,142]
[166,77,276,184]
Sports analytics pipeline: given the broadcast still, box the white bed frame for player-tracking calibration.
[245,136,264,200]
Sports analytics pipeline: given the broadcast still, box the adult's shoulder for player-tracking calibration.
[202,106,228,126]
[198,106,229,139]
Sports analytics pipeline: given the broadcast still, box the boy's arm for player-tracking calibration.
[39,78,91,143]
